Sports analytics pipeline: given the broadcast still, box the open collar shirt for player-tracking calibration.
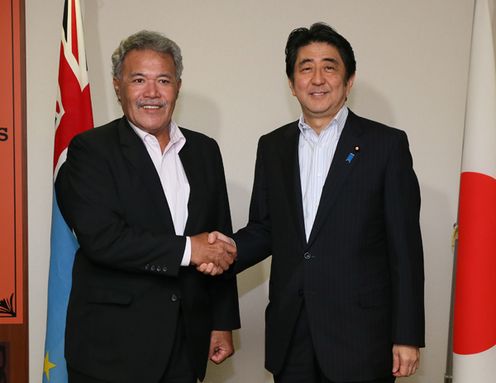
[298,106,348,241]
[130,120,191,265]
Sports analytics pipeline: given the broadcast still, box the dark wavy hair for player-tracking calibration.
[285,22,356,83]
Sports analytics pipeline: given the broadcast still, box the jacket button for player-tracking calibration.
[298,289,304,297]
[145,264,150,270]
[162,266,167,272]
[156,266,161,272]
[171,294,178,302]
[303,252,311,260]
[151,265,156,271]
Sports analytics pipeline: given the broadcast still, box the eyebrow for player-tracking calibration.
[323,57,340,65]
[129,72,174,79]
[298,57,340,67]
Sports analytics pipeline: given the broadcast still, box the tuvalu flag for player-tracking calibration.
[453,0,496,382]
[43,0,93,381]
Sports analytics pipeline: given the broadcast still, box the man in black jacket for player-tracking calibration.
[206,23,424,383]
[58,30,240,383]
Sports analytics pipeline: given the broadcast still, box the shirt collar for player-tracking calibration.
[128,119,186,152]
[298,105,349,136]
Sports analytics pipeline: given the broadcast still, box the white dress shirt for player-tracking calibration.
[130,120,192,266]
[298,106,348,240]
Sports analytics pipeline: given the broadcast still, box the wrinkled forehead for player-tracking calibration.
[120,49,176,74]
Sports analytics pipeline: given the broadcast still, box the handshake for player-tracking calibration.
[190,231,236,276]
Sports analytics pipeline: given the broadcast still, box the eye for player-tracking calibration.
[158,78,171,84]
[324,65,335,72]
[132,78,145,84]
[301,66,312,73]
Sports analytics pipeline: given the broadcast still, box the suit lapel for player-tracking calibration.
[307,111,364,245]
[118,117,175,228]
[280,122,307,247]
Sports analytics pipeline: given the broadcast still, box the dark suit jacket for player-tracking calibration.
[57,117,240,383]
[235,110,424,381]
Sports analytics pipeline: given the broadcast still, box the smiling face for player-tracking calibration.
[289,42,354,132]
[113,49,181,140]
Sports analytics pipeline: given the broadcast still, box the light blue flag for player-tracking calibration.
[43,0,94,381]
[43,193,78,382]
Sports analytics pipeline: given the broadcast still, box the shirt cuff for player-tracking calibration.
[181,236,192,266]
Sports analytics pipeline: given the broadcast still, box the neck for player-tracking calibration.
[303,105,345,134]
[304,115,333,134]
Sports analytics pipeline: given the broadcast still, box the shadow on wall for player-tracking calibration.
[348,80,396,126]
[174,91,222,138]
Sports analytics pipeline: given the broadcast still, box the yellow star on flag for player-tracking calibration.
[44,352,56,381]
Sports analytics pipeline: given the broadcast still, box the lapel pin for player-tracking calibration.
[346,145,360,164]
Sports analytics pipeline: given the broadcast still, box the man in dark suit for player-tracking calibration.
[206,23,424,382]
[57,30,240,383]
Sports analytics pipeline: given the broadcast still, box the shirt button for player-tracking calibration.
[304,252,311,260]
[171,294,178,302]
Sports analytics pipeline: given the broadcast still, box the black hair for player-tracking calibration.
[285,22,356,83]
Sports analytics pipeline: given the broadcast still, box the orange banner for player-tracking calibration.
[0,0,25,325]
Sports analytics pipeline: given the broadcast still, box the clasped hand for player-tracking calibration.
[190,232,236,276]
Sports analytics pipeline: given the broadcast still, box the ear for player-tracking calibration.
[288,78,296,96]
[345,74,356,97]
[112,77,121,102]
[177,79,182,95]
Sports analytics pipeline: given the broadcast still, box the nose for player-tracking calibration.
[144,81,160,98]
[312,69,325,85]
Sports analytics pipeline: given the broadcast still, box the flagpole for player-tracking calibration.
[444,224,458,383]
[444,0,478,380]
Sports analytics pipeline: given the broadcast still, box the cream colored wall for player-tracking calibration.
[27,0,474,382]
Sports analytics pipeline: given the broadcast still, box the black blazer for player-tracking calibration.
[57,117,240,383]
[235,111,424,381]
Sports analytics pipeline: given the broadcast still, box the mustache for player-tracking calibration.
[136,100,167,108]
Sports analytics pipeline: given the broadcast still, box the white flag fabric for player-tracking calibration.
[453,0,496,382]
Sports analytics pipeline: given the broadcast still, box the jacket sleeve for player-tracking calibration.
[234,136,273,273]
[384,131,425,347]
